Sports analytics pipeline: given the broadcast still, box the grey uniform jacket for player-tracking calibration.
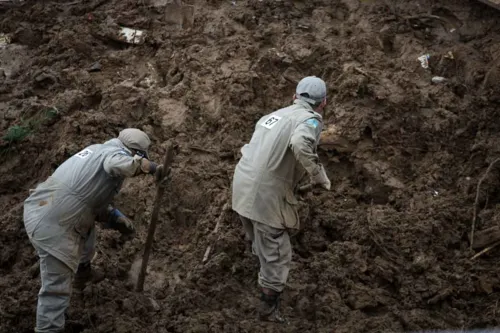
[23,138,143,272]
[232,99,323,230]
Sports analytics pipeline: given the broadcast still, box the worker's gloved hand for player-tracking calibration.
[155,164,164,182]
[311,164,331,190]
[155,164,171,186]
[104,206,135,235]
[139,158,158,174]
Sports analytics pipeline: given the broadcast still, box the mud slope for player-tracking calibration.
[2,0,500,332]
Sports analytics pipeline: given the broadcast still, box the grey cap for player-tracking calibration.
[118,128,151,157]
[296,76,327,105]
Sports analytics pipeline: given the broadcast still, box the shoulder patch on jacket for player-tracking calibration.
[305,118,319,128]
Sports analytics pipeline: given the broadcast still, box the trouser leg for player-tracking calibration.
[79,226,96,264]
[253,222,292,292]
[35,247,73,333]
[252,221,291,323]
[74,227,104,289]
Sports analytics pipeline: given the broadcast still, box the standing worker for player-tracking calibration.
[23,128,165,333]
[232,76,331,323]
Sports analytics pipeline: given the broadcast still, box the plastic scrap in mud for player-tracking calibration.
[418,54,430,69]
[118,27,146,45]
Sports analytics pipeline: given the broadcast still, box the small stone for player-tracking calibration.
[431,76,447,83]
[34,72,57,84]
[88,62,102,72]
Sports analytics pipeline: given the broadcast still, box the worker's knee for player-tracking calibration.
[39,253,73,296]
[255,224,291,265]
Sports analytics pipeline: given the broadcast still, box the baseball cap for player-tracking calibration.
[118,128,151,158]
[296,76,327,105]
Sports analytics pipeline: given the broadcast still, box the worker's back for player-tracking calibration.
[23,138,128,271]
[51,139,126,209]
[232,100,322,229]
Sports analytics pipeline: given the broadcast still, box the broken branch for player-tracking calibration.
[471,240,500,260]
[382,14,450,25]
[470,158,500,250]
[202,203,230,263]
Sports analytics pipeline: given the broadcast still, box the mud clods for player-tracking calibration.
[2,0,500,332]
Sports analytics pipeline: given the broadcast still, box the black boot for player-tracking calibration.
[259,288,287,324]
[74,262,105,289]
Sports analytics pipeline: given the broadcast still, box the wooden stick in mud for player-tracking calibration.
[136,142,175,292]
[471,240,500,260]
[470,158,500,250]
[202,203,230,263]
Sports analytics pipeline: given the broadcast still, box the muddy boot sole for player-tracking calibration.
[258,309,288,324]
[258,299,287,324]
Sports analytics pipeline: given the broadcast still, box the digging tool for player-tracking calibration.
[136,142,175,292]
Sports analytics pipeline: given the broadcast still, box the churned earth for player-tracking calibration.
[2,0,500,332]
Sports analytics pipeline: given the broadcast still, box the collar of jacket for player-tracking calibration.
[293,98,314,110]
[293,99,322,119]
[103,138,134,156]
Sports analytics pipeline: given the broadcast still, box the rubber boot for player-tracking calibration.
[258,288,287,324]
[73,262,105,289]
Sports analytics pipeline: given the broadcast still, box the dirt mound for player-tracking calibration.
[2,0,500,332]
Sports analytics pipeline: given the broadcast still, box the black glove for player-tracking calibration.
[154,164,171,185]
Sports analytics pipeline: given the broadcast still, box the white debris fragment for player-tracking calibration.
[418,54,430,69]
[431,76,447,83]
[119,27,146,45]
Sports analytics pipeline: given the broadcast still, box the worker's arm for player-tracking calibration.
[289,118,330,190]
[289,118,322,175]
[103,151,158,178]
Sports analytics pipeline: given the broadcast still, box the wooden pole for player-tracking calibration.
[136,142,175,292]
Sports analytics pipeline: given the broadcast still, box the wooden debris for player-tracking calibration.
[202,203,230,263]
[470,158,500,250]
[471,226,500,250]
[471,241,500,260]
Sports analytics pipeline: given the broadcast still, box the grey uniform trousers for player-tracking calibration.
[239,215,292,293]
[33,227,96,333]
